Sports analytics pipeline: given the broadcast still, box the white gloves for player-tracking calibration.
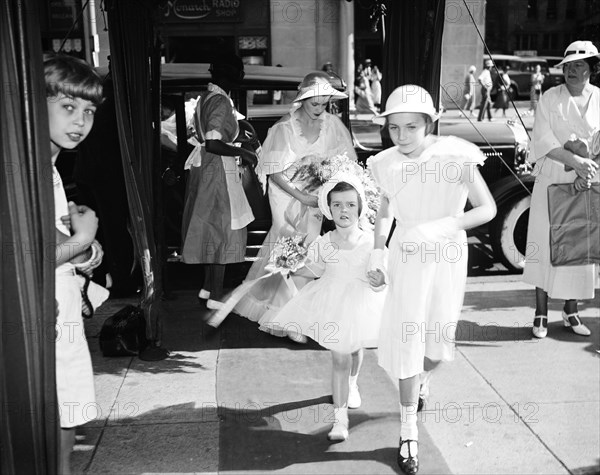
[367,248,389,291]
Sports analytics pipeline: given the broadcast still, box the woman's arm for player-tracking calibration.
[545,147,598,180]
[204,139,257,166]
[373,195,393,249]
[269,172,318,207]
[459,168,497,230]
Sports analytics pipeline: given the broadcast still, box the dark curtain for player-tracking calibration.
[105,0,163,343]
[381,0,446,127]
[0,0,58,473]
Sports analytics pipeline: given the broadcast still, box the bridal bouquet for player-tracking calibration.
[264,234,309,275]
[288,152,381,225]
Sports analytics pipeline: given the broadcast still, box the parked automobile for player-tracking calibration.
[487,54,564,99]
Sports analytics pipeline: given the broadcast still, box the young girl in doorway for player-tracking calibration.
[260,175,387,441]
[368,85,496,474]
[46,54,106,474]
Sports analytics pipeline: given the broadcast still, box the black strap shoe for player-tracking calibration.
[398,438,419,474]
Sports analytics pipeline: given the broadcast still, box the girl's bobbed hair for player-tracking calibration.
[327,181,363,217]
[44,54,103,105]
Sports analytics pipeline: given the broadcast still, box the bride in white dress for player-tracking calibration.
[233,71,357,327]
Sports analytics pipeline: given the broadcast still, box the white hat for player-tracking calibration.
[293,72,348,103]
[372,85,440,125]
[318,173,366,221]
[556,40,600,67]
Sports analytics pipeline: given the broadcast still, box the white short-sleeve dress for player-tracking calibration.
[259,231,385,353]
[369,136,484,380]
[54,167,96,428]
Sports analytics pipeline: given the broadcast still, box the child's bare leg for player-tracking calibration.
[331,351,352,408]
[350,348,363,377]
[329,351,351,440]
[59,428,75,475]
[348,349,363,409]
[418,357,440,411]
[398,375,420,464]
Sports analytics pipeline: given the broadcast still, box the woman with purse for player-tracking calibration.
[523,40,600,338]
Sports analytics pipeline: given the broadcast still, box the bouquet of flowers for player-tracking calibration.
[287,152,381,226]
[265,234,309,275]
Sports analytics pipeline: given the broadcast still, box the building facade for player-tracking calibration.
[486,0,600,56]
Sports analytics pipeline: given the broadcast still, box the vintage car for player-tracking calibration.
[487,54,564,99]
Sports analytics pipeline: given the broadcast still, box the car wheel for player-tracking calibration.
[490,194,531,272]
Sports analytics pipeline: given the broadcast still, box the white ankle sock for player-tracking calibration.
[399,403,419,441]
[399,439,419,458]
[349,374,358,387]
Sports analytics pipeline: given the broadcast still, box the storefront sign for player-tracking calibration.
[48,0,81,32]
[159,0,242,22]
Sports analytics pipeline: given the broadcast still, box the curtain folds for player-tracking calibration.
[381,0,446,120]
[105,0,163,343]
[1,0,58,473]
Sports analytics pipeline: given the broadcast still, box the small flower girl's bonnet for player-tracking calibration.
[318,173,366,220]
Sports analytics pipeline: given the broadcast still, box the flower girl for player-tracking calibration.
[260,174,387,441]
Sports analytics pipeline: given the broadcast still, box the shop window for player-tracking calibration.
[527,0,537,19]
[546,0,557,19]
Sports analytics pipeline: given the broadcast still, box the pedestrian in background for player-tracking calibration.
[462,64,477,117]
[529,64,545,113]
[477,58,493,121]
[523,40,600,339]
[369,85,496,474]
[494,66,511,117]
[370,65,383,108]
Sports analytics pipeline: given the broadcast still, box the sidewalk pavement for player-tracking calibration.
[352,103,536,131]
[73,276,599,474]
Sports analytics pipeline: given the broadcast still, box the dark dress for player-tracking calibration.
[181,86,253,264]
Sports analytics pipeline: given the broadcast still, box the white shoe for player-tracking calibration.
[286,331,307,344]
[562,311,591,336]
[532,315,548,339]
[206,299,224,310]
[198,289,210,300]
[348,383,361,409]
[327,407,349,441]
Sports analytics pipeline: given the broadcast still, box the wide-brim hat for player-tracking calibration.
[318,173,366,221]
[293,72,348,103]
[372,84,440,125]
[556,40,600,67]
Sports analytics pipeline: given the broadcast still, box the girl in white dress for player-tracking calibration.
[46,54,107,474]
[234,72,357,327]
[260,175,386,441]
[368,85,496,474]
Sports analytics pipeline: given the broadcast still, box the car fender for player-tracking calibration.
[488,173,535,209]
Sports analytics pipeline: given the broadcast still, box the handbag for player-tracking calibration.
[99,305,149,357]
[547,183,600,266]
